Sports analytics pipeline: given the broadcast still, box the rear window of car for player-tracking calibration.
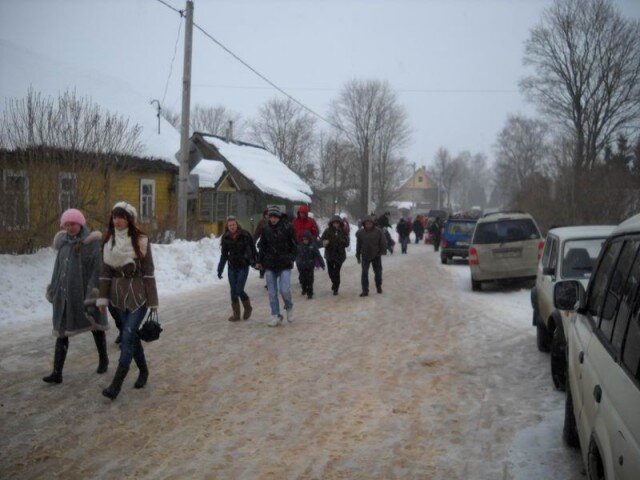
[561,238,607,279]
[446,222,475,235]
[472,219,540,245]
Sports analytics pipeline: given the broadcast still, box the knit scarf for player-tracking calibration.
[103,228,137,268]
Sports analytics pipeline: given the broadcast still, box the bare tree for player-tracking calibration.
[521,0,640,173]
[162,104,246,138]
[329,79,410,217]
[429,147,465,210]
[251,97,317,181]
[493,115,550,204]
[318,134,359,214]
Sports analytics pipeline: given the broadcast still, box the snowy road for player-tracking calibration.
[0,242,583,479]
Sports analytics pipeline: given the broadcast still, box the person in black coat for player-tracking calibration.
[396,218,412,254]
[413,217,425,244]
[320,215,350,295]
[356,216,387,296]
[428,218,443,252]
[217,216,257,321]
[296,231,325,299]
[256,205,298,327]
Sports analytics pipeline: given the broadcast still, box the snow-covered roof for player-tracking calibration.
[548,225,615,241]
[0,40,180,166]
[192,159,226,189]
[388,201,414,210]
[199,135,312,203]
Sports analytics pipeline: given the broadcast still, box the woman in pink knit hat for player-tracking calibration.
[43,208,109,384]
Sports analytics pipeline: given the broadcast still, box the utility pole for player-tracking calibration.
[366,140,373,215]
[411,162,416,214]
[177,0,194,239]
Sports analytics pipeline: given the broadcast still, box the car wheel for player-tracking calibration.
[563,385,580,449]
[551,325,566,391]
[536,318,550,352]
[471,279,481,291]
[441,255,447,264]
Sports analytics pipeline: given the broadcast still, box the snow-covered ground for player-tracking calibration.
[0,222,359,327]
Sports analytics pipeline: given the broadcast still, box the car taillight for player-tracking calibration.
[469,247,479,265]
[538,241,544,260]
[442,239,449,248]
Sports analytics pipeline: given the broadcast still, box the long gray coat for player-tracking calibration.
[47,227,108,337]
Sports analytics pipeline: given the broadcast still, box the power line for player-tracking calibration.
[152,0,342,132]
[161,14,184,108]
[191,83,519,94]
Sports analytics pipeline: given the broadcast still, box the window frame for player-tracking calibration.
[139,178,156,222]
[1,169,30,230]
[58,171,78,215]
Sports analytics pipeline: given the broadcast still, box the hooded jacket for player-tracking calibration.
[320,216,350,264]
[47,227,108,337]
[293,205,319,243]
[296,231,325,271]
[356,217,387,261]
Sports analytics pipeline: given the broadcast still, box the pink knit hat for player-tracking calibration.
[60,208,86,227]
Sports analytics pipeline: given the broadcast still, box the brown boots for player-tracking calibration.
[241,297,252,320]
[228,299,241,322]
[228,298,252,321]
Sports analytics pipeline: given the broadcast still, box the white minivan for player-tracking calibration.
[554,214,640,480]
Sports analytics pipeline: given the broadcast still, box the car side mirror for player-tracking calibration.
[543,266,556,276]
[554,280,585,311]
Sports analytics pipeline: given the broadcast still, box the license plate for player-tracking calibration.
[457,242,469,247]
[494,248,521,258]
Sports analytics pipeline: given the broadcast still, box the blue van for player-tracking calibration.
[440,218,477,264]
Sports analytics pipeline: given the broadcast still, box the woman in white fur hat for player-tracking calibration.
[97,201,159,400]
[43,208,109,384]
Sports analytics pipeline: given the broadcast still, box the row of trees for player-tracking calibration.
[164,79,412,218]
[429,0,640,230]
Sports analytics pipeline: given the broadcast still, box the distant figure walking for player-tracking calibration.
[396,218,412,254]
[256,205,298,327]
[428,218,443,252]
[356,216,387,297]
[217,216,257,321]
[320,215,350,295]
[43,208,108,385]
[97,202,159,400]
[413,215,425,244]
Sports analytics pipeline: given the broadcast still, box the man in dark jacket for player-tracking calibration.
[428,218,442,252]
[396,218,412,254]
[413,216,425,244]
[356,216,387,297]
[256,205,298,326]
[320,215,350,295]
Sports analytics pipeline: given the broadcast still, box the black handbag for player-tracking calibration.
[137,310,163,342]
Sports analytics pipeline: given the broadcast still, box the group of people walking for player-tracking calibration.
[43,202,396,400]
[44,202,158,401]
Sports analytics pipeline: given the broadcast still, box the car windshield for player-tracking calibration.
[473,219,540,244]
[561,238,607,279]
[446,222,475,235]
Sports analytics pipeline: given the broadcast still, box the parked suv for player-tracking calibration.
[469,212,543,291]
[554,214,640,479]
[440,218,477,264]
[532,226,614,390]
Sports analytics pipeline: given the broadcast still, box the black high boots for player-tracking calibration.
[228,299,241,322]
[92,330,109,374]
[102,364,129,400]
[241,297,252,320]
[134,355,148,389]
[42,337,68,384]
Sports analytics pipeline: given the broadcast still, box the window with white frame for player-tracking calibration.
[59,172,78,214]
[1,169,29,230]
[140,179,156,221]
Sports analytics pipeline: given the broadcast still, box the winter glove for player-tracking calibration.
[45,284,53,303]
[217,271,223,280]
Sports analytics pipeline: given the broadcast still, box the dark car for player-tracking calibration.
[440,219,477,264]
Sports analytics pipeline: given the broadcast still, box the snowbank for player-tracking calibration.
[0,237,223,328]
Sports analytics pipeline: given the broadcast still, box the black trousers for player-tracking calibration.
[327,260,343,291]
[361,256,382,293]
[299,267,315,294]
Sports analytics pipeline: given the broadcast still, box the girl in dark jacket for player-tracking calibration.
[320,215,350,295]
[97,202,159,400]
[43,208,108,384]
[217,216,257,321]
[296,231,325,299]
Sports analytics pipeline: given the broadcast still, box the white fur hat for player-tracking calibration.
[112,201,138,221]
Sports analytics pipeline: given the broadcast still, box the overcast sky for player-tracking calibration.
[1,0,639,169]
